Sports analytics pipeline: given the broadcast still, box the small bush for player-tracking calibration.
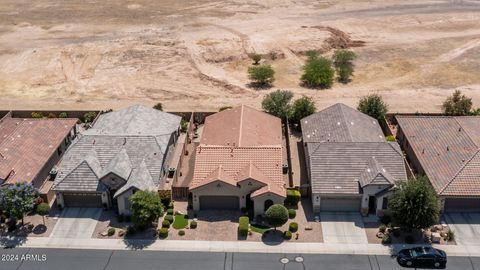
[289,222,298,233]
[190,220,197,229]
[162,220,171,228]
[107,228,116,236]
[250,53,261,65]
[239,216,249,237]
[59,112,68,118]
[385,135,396,142]
[159,227,169,238]
[283,231,292,240]
[178,230,185,236]
[301,53,334,88]
[405,235,414,244]
[168,201,174,209]
[248,64,275,87]
[164,215,174,223]
[31,112,44,118]
[379,224,387,233]
[447,228,455,241]
[117,214,124,223]
[83,111,97,123]
[288,209,296,219]
[180,119,188,133]
[382,234,391,244]
[219,106,232,112]
[153,103,163,111]
[167,208,174,215]
[379,215,391,226]
[285,189,301,206]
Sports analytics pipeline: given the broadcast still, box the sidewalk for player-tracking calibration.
[2,236,480,257]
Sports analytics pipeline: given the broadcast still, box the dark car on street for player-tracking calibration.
[397,246,447,268]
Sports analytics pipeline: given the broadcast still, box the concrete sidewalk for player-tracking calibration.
[2,236,480,257]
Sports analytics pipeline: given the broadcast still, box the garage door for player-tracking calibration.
[200,196,239,210]
[320,197,361,212]
[63,193,103,208]
[444,198,480,212]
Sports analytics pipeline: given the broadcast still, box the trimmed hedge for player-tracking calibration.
[285,189,301,206]
[190,220,197,229]
[159,228,169,238]
[385,135,396,142]
[288,209,296,219]
[178,230,185,236]
[164,215,174,223]
[289,222,298,233]
[167,208,174,215]
[238,216,249,237]
[283,231,292,240]
[162,220,171,228]
[107,228,116,236]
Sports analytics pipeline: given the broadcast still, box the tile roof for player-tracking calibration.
[301,103,385,143]
[114,160,156,198]
[396,116,480,196]
[358,157,396,187]
[0,117,77,185]
[201,105,282,147]
[307,142,406,194]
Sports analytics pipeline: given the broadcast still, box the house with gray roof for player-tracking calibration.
[53,105,181,215]
[301,103,407,216]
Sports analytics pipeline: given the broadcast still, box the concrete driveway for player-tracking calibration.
[445,213,480,246]
[50,208,102,239]
[320,212,368,244]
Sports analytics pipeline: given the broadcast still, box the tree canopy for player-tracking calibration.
[333,49,356,83]
[289,96,316,125]
[0,183,38,224]
[265,204,289,230]
[130,191,164,230]
[261,89,294,119]
[248,64,275,87]
[357,94,388,120]
[301,52,334,88]
[388,176,440,230]
[442,90,473,116]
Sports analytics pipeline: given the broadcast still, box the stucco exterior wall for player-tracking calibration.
[117,189,134,216]
[252,193,285,217]
[360,184,391,216]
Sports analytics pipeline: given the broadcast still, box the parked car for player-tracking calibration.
[397,246,447,268]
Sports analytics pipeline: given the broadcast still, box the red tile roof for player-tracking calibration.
[0,117,77,185]
[396,116,480,196]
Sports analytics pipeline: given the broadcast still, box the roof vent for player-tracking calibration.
[337,122,341,125]
[335,186,342,189]
[123,138,127,145]
[367,169,371,172]
[350,122,354,125]
[446,146,449,151]
[459,127,462,132]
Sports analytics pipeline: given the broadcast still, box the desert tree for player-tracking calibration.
[261,89,294,119]
[130,191,164,230]
[333,49,356,83]
[0,183,38,225]
[248,64,275,87]
[357,94,388,120]
[289,96,316,126]
[36,202,50,225]
[301,51,334,89]
[442,90,473,116]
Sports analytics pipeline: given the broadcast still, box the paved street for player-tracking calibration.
[321,212,368,244]
[50,208,102,239]
[1,248,480,270]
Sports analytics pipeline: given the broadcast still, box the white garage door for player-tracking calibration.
[320,197,361,212]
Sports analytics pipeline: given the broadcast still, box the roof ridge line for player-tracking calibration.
[440,149,480,195]
[339,104,354,142]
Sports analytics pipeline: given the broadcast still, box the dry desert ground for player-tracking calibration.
[0,0,479,112]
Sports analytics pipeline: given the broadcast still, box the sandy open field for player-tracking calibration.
[1,0,479,112]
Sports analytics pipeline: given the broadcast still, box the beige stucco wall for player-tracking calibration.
[117,189,134,216]
[361,184,392,216]
[252,193,285,217]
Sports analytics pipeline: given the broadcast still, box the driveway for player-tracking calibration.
[445,213,480,246]
[320,212,368,244]
[50,208,102,239]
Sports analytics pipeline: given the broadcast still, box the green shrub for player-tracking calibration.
[31,112,44,118]
[379,224,387,233]
[190,220,197,229]
[180,119,188,133]
[447,228,455,241]
[164,215,174,223]
[59,112,68,118]
[159,193,171,208]
[283,231,292,240]
[289,222,298,233]
[288,209,296,219]
[385,135,396,142]
[153,103,163,111]
[107,228,116,236]
[162,220,171,228]
[238,216,249,237]
[83,111,97,123]
[159,227,169,238]
[301,52,334,88]
[285,189,301,206]
[178,230,185,236]
[167,208,174,215]
[248,64,275,87]
[250,53,262,65]
[219,106,232,112]
[168,201,174,209]
[382,234,391,244]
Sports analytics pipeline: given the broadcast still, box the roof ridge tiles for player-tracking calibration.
[440,148,480,195]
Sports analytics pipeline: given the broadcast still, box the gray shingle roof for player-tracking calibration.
[308,142,406,194]
[358,157,396,187]
[301,103,385,143]
[84,105,181,136]
[114,160,156,198]
[100,148,132,181]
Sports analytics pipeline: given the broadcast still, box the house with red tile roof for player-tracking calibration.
[0,113,77,200]
[396,115,480,212]
[189,105,286,216]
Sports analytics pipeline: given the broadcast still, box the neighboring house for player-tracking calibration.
[189,105,286,216]
[301,103,407,216]
[396,115,480,212]
[0,113,77,201]
[53,105,181,215]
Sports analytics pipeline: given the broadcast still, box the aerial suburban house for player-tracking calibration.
[395,115,480,212]
[301,103,407,216]
[0,112,77,202]
[189,105,286,216]
[52,105,181,215]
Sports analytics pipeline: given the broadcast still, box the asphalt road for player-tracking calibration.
[1,248,479,270]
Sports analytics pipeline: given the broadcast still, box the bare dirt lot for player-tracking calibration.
[1,0,479,112]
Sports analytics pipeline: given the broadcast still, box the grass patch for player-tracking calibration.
[172,214,188,230]
[250,223,271,234]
